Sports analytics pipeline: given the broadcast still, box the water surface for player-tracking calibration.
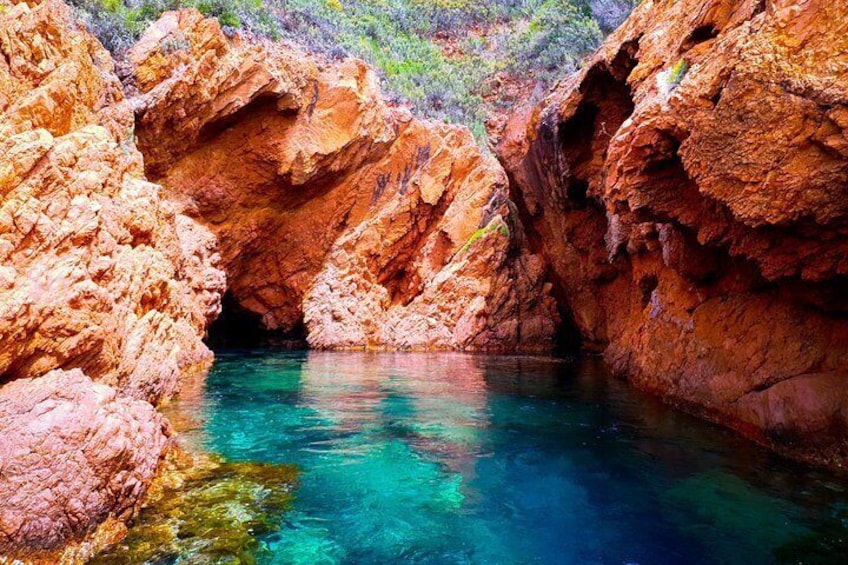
[157,351,848,564]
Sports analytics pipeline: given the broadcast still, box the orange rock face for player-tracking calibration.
[127,9,558,351]
[500,0,848,466]
[0,0,224,400]
[0,0,224,558]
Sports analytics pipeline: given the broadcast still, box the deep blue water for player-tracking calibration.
[173,350,848,564]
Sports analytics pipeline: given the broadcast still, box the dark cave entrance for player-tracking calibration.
[205,291,307,349]
[552,302,584,356]
[505,44,638,356]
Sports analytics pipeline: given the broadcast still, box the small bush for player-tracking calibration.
[505,0,603,83]
[667,58,689,88]
[69,0,634,146]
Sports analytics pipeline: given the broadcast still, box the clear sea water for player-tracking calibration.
[168,350,848,564]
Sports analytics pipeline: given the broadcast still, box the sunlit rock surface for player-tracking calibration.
[500,0,848,466]
[0,0,224,401]
[0,0,224,558]
[0,369,169,556]
[127,9,558,351]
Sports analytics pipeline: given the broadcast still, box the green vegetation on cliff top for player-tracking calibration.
[70,0,634,144]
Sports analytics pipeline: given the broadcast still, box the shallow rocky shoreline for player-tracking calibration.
[1,0,847,561]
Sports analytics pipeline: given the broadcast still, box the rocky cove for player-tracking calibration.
[0,0,847,562]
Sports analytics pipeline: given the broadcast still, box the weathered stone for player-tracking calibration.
[0,0,225,402]
[128,9,558,351]
[501,0,848,467]
[0,369,169,554]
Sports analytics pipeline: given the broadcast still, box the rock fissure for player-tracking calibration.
[500,0,848,468]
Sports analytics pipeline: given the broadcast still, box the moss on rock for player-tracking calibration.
[91,449,299,565]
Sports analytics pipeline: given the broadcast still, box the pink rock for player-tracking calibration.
[0,369,169,553]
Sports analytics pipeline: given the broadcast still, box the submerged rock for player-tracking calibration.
[500,0,848,466]
[90,449,298,565]
[126,9,558,351]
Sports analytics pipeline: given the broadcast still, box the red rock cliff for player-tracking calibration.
[500,0,848,467]
[125,9,558,351]
[0,0,224,560]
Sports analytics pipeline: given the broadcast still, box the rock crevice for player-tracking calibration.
[500,0,848,467]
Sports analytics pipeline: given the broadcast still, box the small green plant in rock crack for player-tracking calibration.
[459,220,510,256]
[666,58,689,89]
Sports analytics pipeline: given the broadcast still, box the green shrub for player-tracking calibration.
[506,0,603,82]
[70,0,632,146]
[667,58,689,89]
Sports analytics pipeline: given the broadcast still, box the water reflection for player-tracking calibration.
[157,350,848,564]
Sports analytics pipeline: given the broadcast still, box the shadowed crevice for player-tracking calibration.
[206,291,307,349]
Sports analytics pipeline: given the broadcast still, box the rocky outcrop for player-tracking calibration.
[0,369,170,556]
[126,9,558,351]
[0,1,555,558]
[501,0,848,466]
[0,0,224,401]
[0,0,224,558]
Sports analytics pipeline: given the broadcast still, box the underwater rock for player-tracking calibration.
[127,9,558,351]
[500,0,848,467]
[90,449,298,565]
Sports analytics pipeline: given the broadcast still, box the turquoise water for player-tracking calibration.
[173,350,848,564]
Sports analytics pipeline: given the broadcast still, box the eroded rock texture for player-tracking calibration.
[0,0,223,557]
[0,0,224,401]
[501,0,848,466]
[127,9,557,351]
[0,369,170,555]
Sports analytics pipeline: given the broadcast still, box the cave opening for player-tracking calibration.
[504,49,639,358]
[681,24,719,51]
[206,291,307,349]
[552,296,585,356]
[547,58,637,354]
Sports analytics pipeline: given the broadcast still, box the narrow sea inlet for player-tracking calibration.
[100,351,848,564]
